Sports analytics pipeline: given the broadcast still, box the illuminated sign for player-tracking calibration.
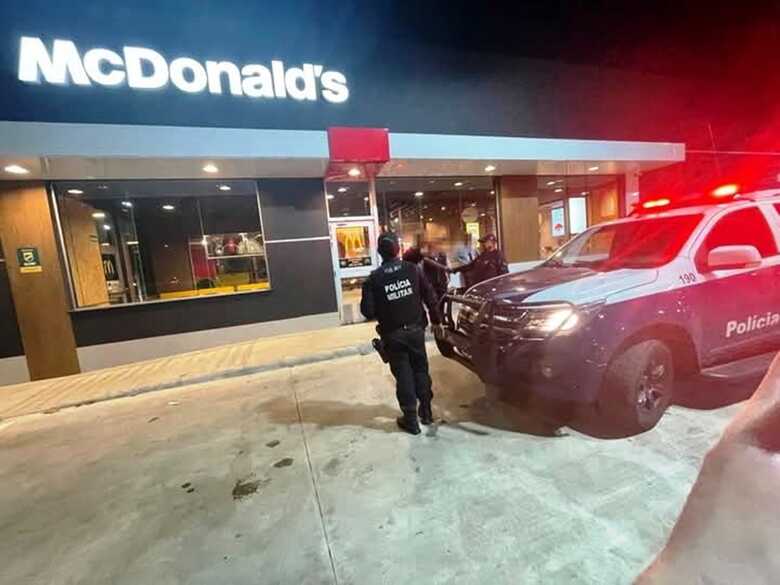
[17,36,350,103]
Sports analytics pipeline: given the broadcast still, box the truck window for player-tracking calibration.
[697,207,778,266]
[544,214,702,271]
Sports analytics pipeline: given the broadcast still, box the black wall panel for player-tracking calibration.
[0,260,24,358]
[259,179,329,241]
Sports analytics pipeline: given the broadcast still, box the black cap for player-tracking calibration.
[377,233,400,260]
[478,234,497,243]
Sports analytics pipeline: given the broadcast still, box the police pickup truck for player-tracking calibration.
[434,187,780,434]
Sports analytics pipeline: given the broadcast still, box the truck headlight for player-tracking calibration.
[494,301,603,338]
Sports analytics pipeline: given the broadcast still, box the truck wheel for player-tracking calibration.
[599,339,674,435]
[435,337,455,358]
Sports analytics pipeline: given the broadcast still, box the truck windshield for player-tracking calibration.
[544,214,703,270]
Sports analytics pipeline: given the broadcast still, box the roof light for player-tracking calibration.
[67,188,84,195]
[642,198,671,210]
[414,191,424,197]
[348,167,361,177]
[712,183,739,198]
[3,164,29,174]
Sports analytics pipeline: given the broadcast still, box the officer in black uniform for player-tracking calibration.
[361,233,443,435]
[450,234,508,287]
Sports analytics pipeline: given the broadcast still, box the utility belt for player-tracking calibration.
[372,323,423,363]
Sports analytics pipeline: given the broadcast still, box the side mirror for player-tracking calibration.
[705,245,762,271]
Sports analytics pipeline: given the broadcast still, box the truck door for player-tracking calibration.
[694,206,779,365]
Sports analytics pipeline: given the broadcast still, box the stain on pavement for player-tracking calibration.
[232,476,270,501]
[265,440,280,448]
[273,457,294,468]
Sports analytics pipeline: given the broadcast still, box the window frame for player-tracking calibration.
[50,180,272,312]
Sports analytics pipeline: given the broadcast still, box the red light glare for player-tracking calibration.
[712,184,739,198]
[642,198,671,209]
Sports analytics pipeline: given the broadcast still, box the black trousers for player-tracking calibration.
[383,326,433,413]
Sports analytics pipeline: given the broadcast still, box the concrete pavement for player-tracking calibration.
[0,322,377,420]
[0,348,753,585]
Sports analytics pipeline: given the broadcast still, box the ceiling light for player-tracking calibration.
[337,187,349,193]
[441,206,446,211]
[480,212,486,217]
[363,196,369,201]
[4,164,29,174]
[490,190,496,195]
[91,211,106,219]
[348,167,361,177]
[162,204,175,211]
[554,188,563,193]
[97,184,109,190]
[428,217,433,221]
[218,184,231,192]
[581,191,589,196]
[102,224,111,230]
[203,163,219,173]
[414,191,424,197]
[454,181,463,187]
[588,166,600,172]
[484,165,496,172]
[126,240,139,245]
[326,194,334,200]
[546,181,556,186]
[121,201,133,208]
[67,188,84,195]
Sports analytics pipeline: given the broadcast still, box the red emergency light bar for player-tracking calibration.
[635,183,743,215]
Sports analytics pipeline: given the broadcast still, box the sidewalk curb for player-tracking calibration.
[17,341,377,419]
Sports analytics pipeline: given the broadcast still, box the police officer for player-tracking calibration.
[361,233,442,435]
[450,234,508,286]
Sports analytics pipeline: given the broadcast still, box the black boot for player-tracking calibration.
[396,409,421,435]
[418,402,434,425]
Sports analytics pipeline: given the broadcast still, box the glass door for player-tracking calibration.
[329,220,378,323]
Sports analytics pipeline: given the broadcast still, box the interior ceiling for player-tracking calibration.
[0,156,671,181]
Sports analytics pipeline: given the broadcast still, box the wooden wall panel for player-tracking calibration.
[59,197,110,307]
[498,177,541,262]
[0,183,80,380]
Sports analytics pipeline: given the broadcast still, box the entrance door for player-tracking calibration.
[330,220,378,323]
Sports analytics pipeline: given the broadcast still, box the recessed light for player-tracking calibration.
[4,164,29,174]
[484,165,496,172]
[102,224,111,231]
[554,188,563,193]
[363,196,369,201]
[162,204,175,211]
[415,191,424,197]
[581,191,589,196]
[546,181,556,186]
[326,194,334,200]
[337,187,348,193]
[97,184,109,190]
[218,184,231,192]
[454,181,463,187]
[67,188,84,195]
[428,217,433,221]
[588,166,600,172]
[121,200,133,208]
[91,212,106,219]
[441,206,446,211]
[490,190,496,195]
[203,163,219,173]
[480,212,486,217]
[348,168,361,177]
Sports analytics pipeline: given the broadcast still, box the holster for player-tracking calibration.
[372,338,390,363]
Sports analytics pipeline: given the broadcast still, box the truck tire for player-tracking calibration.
[598,339,674,435]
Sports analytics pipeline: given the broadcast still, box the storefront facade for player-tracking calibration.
[0,2,700,383]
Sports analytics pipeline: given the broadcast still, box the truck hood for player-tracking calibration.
[465,265,659,305]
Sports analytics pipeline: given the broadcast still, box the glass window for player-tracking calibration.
[537,175,622,257]
[326,181,371,217]
[546,214,703,270]
[55,180,269,308]
[699,208,778,261]
[334,225,372,268]
[376,177,497,269]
